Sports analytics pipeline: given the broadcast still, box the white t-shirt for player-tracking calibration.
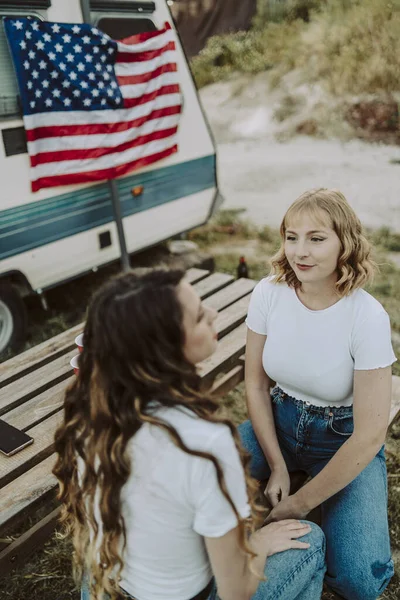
[118,405,250,600]
[246,277,397,407]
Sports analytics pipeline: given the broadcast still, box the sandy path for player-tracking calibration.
[200,79,400,232]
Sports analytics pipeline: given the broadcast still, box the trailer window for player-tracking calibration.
[0,18,20,117]
[97,17,156,40]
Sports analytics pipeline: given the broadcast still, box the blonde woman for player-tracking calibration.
[53,269,326,600]
[240,189,396,600]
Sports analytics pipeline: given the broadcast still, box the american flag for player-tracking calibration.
[4,17,182,192]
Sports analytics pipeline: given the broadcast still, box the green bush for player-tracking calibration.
[254,0,326,25]
[187,209,258,246]
[371,227,400,252]
[293,0,400,94]
[191,0,400,95]
[258,225,281,245]
[190,21,302,88]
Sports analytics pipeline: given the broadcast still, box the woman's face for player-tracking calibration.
[177,281,218,365]
[284,211,342,287]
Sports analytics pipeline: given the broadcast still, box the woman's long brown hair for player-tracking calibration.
[53,269,265,599]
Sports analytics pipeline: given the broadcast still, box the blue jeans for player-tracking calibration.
[82,524,325,600]
[208,523,326,600]
[81,581,133,599]
[239,387,394,600]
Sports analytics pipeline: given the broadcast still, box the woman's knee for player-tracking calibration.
[326,558,394,600]
[300,521,326,566]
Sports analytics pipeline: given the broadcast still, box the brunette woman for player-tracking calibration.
[54,269,326,600]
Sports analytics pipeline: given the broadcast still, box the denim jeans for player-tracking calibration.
[208,523,326,600]
[81,524,325,600]
[239,386,394,600]
[81,581,133,600]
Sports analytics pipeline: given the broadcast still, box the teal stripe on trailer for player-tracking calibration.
[0,155,216,260]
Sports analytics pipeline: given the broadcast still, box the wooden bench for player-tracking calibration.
[0,267,256,575]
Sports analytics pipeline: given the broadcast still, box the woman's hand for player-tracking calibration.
[264,494,310,524]
[257,520,312,557]
[264,465,290,507]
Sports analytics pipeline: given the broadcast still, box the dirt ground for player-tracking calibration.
[200,72,400,232]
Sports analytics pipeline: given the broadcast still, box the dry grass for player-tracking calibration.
[191,0,400,96]
[286,0,400,95]
[0,533,78,600]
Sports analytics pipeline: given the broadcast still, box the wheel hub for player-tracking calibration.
[0,299,14,353]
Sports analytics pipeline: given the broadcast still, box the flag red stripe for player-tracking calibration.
[31,145,178,192]
[117,62,177,85]
[29,127,178,166]
[25,105,181,141]
[118,23,171,46]
[123,85,180,109]
[117,41,175,63]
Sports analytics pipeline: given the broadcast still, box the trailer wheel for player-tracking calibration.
[0,283,27,356]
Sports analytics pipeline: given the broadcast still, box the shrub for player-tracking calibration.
[371,227,400,252]
[191,0,400,95]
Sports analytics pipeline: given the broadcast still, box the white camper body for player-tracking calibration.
[0,0,218,353]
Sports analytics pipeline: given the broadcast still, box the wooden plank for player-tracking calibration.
[0,322,83,389]
[199,323,247,385]
[193,273,234,300]
[0,455,57,535]
[204,278,255,311]
[0,348,77,416]
[4,379,71,431]
[211,365,244,398]
[0,506,61,576]
[0,411,63,489]
[216,294,251,339]
[185,267,210,284]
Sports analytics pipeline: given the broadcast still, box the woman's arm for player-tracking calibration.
[205,520,312,600]
[267,366,392,521]
[245,329,290,505]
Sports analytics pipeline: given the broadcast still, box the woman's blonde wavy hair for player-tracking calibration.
[53,269,265,600]
[270,188,376,296]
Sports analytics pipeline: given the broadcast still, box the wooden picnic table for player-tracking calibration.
[0,267,256,575]
[0,266,399,576]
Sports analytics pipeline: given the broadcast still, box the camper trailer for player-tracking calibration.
[0,0,219,355]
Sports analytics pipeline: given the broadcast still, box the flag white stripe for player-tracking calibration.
[27,114,180,154]
[23,94,181,128]
[119,72,180,99]
[117,28,174,53]
[31,135,178,178]
[115,50,177,77]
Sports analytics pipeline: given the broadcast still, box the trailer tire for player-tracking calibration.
[0,283,27,357]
